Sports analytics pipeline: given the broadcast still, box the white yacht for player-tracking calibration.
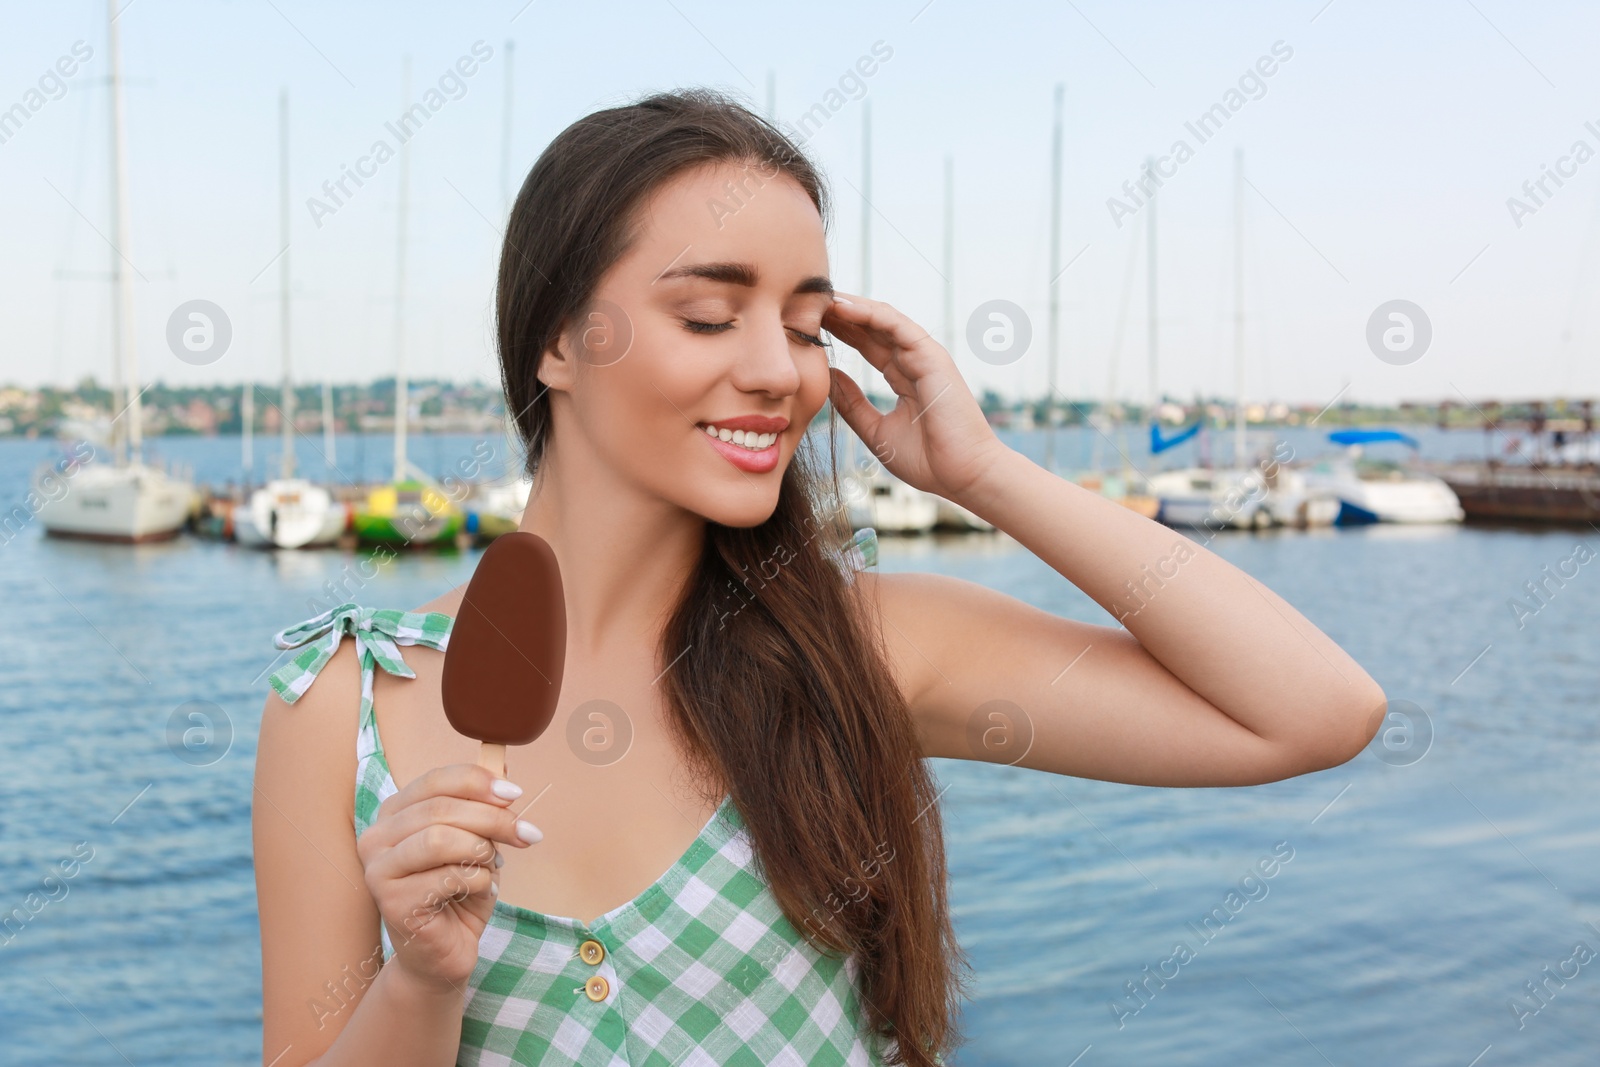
[36,458,194,543]
[1262,465,1341,528]
[1305,431,1464,525]
[235,480,348,549]
[1149,466,1271,529]
[934,496,994,531]
[844,467,939,534]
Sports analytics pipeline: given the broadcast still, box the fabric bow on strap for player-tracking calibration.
[836,526,878,582]
[266,601,451,705]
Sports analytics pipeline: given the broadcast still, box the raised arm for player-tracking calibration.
[823,293,1385,787]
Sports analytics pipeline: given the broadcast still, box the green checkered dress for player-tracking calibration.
[267,530,906,1065]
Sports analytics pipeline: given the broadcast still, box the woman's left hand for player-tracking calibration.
[823,292,1010,504]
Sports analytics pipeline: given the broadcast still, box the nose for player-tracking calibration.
[730,308,803,398]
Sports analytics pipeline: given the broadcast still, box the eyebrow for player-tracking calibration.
[655,260,833,296]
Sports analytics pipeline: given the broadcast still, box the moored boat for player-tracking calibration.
[1305,431,1463,525]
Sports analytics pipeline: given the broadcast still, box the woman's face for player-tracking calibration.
[538,160,834,528]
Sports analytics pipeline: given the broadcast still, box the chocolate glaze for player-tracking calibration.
[441,532,567,746]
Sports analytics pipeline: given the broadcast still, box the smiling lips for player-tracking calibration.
[697,415,788,473]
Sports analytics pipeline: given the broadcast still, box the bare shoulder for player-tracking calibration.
[409,583,468,619]
[382,586,465,704]
[256,634,365,824]
[370,587,472,786]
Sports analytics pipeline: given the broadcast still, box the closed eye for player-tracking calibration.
[681,319,829,349]
[682,319,734,334]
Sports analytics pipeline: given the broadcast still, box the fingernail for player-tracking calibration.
[491,779,523,800]
[493,850,504,869]
[490,881,499,897]
[833,296,853,304]
[516,820,543,844]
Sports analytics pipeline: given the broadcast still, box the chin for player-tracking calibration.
[693,491,782,530]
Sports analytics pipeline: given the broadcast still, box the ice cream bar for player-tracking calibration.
[441,531,566,777]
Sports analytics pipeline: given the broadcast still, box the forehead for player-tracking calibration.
[622,160,826,278]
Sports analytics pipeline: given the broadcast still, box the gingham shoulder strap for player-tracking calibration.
[266,601,453,705]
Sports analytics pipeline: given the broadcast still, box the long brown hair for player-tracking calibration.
[495,87,969,1065]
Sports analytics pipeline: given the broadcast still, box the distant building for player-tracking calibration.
[183,397,218,433]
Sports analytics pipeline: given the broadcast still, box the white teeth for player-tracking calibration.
[700,425,777,451]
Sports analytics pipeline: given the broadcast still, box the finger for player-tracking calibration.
[826,318,921,398]
[375,763,521,828]
[377,794,534,855]
[823,302,891,359]
[456,876,499,926]
[822,304,900,377]
[825,315,934,412]
[404,860,496,904]
[825,294,944,373]
[377,823,501,882]
[388,864,497,937]
[829,367,884,446]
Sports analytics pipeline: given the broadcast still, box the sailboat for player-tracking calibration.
[235,90,347,549]
[32,0,196,543]
[350,58,464,548]
[1150,149,1269,530]
[1305,430,1464,524]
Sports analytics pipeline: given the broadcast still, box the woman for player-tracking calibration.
[253,88,1385,1066]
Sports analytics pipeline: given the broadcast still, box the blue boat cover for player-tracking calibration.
[1150,420,1204,454]
[1328,429,1420,448]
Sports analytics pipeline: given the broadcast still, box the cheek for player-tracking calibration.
[577,322,709,449]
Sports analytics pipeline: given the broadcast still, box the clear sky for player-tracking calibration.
[3,0,1598,409]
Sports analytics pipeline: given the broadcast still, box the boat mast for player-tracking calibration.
[499,40,514,214]
[321,380,335,474]
[942,155,954,358]
[1145,154,1158,449]
[318,68,334,477]
[393,57,411,484]
[860,100,871,303]
[242,382,253,477]
[1233,147,1246,470]
[1045,83,1063,473]
[107,0,141,468]
[279,88,295,480]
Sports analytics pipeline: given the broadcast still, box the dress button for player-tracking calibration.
[584,975,610,1002]
[579,939,606,966]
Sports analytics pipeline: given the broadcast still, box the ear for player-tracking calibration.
[536,323,577,393]
[538,300,632,388]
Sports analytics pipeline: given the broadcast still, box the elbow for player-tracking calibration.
[1308,678,1390,771]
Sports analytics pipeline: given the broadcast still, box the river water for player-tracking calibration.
[1,428,1595,1065]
